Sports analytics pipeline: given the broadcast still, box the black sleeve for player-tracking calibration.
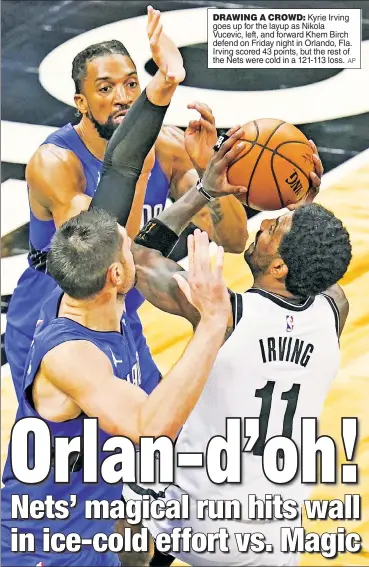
[90,89,169,226]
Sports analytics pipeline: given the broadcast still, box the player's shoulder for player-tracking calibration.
[42,337,111,382]
[26,143,85,188]
[28,142,83,172]
[320,284,349,336]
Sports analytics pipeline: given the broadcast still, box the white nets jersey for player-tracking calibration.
[130,289,340,566]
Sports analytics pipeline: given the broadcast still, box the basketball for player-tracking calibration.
[228,118,315,211]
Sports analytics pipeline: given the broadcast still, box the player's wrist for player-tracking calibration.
[157,66,185,86]
[198,313,228,330]
[196,178,215,201]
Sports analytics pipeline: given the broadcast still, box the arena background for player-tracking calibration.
[1,0,368,564]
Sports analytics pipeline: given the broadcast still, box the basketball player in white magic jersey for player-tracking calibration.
[126,134,352,567]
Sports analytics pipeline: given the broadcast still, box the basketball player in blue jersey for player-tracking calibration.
[5,5,247,402]
[1,132,247,567]
[4,6,182,400]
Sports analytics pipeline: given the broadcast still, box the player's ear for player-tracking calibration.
[74,93,88,115]
[107,262,124,288]
[269,256,288,280]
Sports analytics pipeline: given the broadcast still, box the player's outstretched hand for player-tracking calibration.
[147,5,186,85]
[173,230,230,323]
[185,102,218,174]
[202,126,248,198]
[287,139,324,210]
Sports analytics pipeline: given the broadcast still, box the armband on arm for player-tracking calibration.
[134,219,179,257]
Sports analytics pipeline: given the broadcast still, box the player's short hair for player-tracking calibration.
[47,208,122,299]
[279,204,352,297]
[72,40,133,94]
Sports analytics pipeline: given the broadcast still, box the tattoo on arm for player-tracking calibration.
[208,200,224,226]
[224,325,234,343]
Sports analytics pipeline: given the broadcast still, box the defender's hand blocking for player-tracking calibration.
[185,102,218,173]
[202,126,248,198]
[173,230,229,322]
[287,139,324,210]
[147,6,186,85]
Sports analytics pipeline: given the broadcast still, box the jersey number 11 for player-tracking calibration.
[253,381,300,456]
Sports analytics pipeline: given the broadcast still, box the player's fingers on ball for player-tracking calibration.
[187,234,195,278]
[216,127,244,159]
[310,171,321,190]
[286,203,297,211]
[234,184,248,194]
[308,139,318,154]
[312,153,324,177]
[224,125,242,138]
[220,139,246,167]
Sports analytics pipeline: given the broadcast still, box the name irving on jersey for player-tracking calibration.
[259,336,314,367]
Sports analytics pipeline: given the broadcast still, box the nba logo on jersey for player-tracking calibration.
[286,315,294,332]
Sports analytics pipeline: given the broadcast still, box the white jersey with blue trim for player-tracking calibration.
[128,288,340,567]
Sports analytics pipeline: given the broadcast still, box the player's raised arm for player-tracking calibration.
[43,231,229,442]
[145,5,185,104]
[132,126,248,324]
[90,6,185,231]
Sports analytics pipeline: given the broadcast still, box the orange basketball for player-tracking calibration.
[228,118,314,211]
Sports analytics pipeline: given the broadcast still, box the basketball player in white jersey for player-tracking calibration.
[126,134,352,567]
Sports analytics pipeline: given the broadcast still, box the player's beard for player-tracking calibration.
[88,110,121,141]
[244,248,276,279]
[244,231,276,279]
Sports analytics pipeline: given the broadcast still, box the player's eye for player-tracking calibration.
[99,85,112,93]
[127,81,138,88]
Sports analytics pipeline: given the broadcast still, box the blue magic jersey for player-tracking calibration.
[2,288,139,566]
[6,123,170,400]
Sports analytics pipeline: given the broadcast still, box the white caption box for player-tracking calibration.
[208,9,361,69]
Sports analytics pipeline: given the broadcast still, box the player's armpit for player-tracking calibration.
[133,243,201,327]
[26,144,91,227]
[323,283,349,336]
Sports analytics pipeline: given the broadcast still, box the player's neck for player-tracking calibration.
[252,277,297,300]
[59,292,124,333]
[74,117,107,161]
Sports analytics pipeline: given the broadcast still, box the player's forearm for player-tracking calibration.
[146,70,181,107]
[206,197,248,253]
[90,89,168,226]
[138,318,227,440]
[125,171,150,238]
[156,185,209,236]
